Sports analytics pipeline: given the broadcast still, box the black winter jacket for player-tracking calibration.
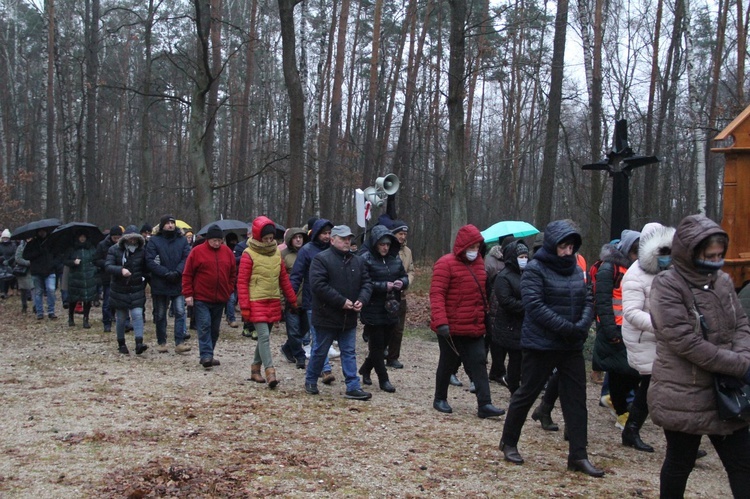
[310,245,372,331]
[290,218,333,310]
[106,233,147,310]
[94,235,118,282]
[493,241,525,349]
[520,220,594,351]
[23,235,57,276]
[145,230,190,296]
[359,224,409,326]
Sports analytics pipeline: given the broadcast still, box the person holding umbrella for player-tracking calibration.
[64,230,98,328]
[23,228,58,320]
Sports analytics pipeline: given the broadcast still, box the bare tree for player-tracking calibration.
[447,0,468,243]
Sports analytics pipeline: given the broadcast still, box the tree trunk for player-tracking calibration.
[361,0,383,186]
[705,0,728,220]
[83,0,99,220]
[278,0,305,227]
[204,0,222,176]
[534,0,568,228]
[642,0,663,221]
[683,0,706,215]
[45,0,56,216]
[447,0,468,243]
[138,0,156,224]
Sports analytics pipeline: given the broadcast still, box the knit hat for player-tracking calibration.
[109,226,124,237]
[159,215,176,230]
[390,220,409,234]
[206,224,224,240]
[516,242,529,256]
[1,229,11,239]
[139,223,152,235]
[124,225,139,235]
[260,223,276,238]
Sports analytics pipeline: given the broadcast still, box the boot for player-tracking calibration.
[621,407,654,452]
[82,316,91,329]
[265,367,278,389]
[118,339,129,355]
[250,363,266,383]
[531,402,559,431]
[135,338,148,355]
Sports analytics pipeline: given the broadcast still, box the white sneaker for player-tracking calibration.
[328,344,340,359]
[303,345,311,359]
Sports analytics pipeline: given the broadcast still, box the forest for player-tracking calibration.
[0,0,747,262]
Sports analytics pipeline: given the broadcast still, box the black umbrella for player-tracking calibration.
[197,219,250,238]
[11,218,62,241]
[44,222,104,254]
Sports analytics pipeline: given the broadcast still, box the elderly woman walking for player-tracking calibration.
[649,214,750,497]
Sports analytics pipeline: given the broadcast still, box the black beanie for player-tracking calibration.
[159,215,176,230]
[206,224,224,240]
[110,225,124,236]
[140,223,152,234]
[260,224,276,238]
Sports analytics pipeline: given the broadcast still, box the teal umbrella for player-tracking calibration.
[481,220,538,244]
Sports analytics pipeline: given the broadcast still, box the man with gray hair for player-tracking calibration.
[305,225,373,400]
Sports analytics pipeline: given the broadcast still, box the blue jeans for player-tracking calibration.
[101,284,112,326]
[283,308,309,361]
[306,325,359,391]
[306,310,331,373]
[116,307,144,340]
[32,274,56,315]
[152,294,186,345]
[225,291,237,322]
[194,300,224,359]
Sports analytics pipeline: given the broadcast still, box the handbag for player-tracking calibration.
[384,290,401,318]
[694,301,750,422]
[0,264,14,281]
[12,263,29,277]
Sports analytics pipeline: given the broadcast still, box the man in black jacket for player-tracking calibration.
[94,225,123,332]
[23,228,58,320]
[304,225,373,400]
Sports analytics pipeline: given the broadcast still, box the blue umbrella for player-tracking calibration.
[481,220,539,244]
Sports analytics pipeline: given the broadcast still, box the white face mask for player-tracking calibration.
[517,257,528,269]
[465,250,478,261]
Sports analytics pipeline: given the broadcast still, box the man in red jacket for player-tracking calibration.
[182,224,237,368]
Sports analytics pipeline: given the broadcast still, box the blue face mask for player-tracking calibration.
[694,258,725,272]
[517,257,528,269]
[657,256,671,270]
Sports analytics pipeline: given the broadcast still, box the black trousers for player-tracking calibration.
[541,369,560,406]
[501,349,589,460]
[609,370,641,415]
[505,349,522,393]
[386,299,406,362]
[360,324,392,383]
[435,335,492,407]
[661,427,750,498]
[629,374,650,415]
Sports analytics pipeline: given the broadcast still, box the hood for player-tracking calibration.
[452,224,484,258]
[541,220,581,254]
[617,229,641,257]
[284,227,308,249]
[502,240,528,273]
[532,231,545,254]
[118,232,145,249]
[365,224,400,257]
[486,244,503,262]
[672,214,728,282]
[309,218,333,244]
[638,224,676,275]
[251,216,276,241]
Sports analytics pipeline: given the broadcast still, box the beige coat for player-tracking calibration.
[649,215,750,435]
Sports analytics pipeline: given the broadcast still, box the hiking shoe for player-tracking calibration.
[211,358,221,366]
[386,359,404,369]
[305,383,319,395]
[227,320,239,328]
[321,371,336,385]
[296,358,306,370]
[344,388,372,400]
[156,344,169,353]
[449,374,463,387]
[600,395,617,417]
[175,343,192,354]
[280,345,296,363]
[37,314,44,320]
[616,412,629,430]
[103,324,111,333]
[48,313,58,320]
[200,357,213,368]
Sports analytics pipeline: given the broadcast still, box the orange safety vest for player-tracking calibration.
[612,264,627,325]
[576,253,587,282]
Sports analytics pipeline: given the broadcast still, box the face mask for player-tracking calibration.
[465,250,478,262]
[657,256,671,270]
[517,257,528,269]
[125,244,137,253]
[694,258,724,272]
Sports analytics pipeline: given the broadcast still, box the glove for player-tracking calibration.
[392,280,404,291]
[436,325,450,337]
[386,282,394,291]
[166,271,181,283]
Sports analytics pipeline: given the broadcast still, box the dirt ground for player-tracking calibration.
[0,291,733,498]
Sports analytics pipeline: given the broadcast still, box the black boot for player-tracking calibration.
[82,317,91,329]
[531,402,559,431]
[621,407,654,452]
[135,338,148,355]
[118,339,129,355]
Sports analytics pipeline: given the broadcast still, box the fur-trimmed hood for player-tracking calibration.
[637,225,676,275]
[118,230,145,250]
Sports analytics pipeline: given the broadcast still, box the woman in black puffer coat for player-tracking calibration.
[106,227,148,355]
[493,241,529,393]
[358,224,408,392]
[64,232,98,328]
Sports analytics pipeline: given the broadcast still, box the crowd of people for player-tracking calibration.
[3,212,750,494]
